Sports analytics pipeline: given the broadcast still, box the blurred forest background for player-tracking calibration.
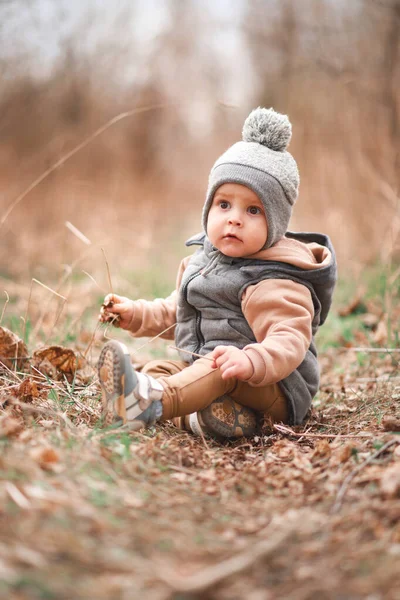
[0,0,399,282]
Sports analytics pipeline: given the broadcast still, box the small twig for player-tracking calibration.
[101,247,114,296]
[273,423,372,440]
[297,426,313,443]
[0,291,9,325]
[169,346,214,362]
[331,438,399,514]
[348,347,400,353]
[356,376,400,383]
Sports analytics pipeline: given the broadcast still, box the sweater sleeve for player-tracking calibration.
[241,278,314,386]
[127,256,191,340]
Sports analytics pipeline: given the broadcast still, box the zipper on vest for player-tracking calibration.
[182,270,205,355]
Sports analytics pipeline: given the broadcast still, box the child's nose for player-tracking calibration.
[228,212,242,226]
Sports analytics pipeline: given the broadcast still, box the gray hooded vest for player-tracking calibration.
[175,231,337,425]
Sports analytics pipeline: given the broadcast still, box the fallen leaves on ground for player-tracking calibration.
[0,298,399,599]
[0,326,29,371]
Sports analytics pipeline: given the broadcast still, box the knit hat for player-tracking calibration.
[202,107,300,249]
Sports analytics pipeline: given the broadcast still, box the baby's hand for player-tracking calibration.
[211,345,253,381]
[99,293,135,330]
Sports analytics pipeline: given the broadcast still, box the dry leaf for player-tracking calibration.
[0,415,24,438]
[360,313,380,329]
[30,446,60,470]
[338,290,366,317]
[16,378,40,403]
[0,326,29,371]
[382,415,400,432]
[329,444,353,466]
[311,439,331,461]
[273,440,296,459]
[32,346,85,381]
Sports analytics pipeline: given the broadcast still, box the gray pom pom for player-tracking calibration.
[242,107,292,152]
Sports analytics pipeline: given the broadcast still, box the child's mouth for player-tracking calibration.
[224,233,241,241]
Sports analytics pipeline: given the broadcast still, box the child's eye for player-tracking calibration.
[219,201,230,209]
[248,206,261,215]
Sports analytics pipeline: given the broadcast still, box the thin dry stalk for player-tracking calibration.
[169,346,214,362]
[84,321,102,359]
[31,244,102,342]
[101,247,114,296]
[31,278,67,301]
[349,347,400,353]
[0,359,22,383]
[273,424,372,440]
[135,323,177,351]
[331,438,399,514]
[82,270,106,292]
[44,298,67,345]
[0,103,172,227]
[0,291,10,325]
[65,221,91,246]
[26,279,67,343]
[23,279,34,343]
[102,317,120,341]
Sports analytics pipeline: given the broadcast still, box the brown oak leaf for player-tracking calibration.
[32,346,85,381]
[0,326,29,372]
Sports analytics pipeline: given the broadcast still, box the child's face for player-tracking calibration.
[207,183,268,257]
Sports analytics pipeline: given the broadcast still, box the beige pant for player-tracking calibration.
[141,356,288,423]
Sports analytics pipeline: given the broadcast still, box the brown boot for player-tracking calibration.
[197,396,258,439]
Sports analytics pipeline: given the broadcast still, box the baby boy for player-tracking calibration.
[98,107,337,438]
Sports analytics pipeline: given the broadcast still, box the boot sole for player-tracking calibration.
[200,396,257,438]
[97,342,128,426]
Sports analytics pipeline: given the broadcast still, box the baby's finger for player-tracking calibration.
[212,345,228,359]
[214,354,231,369]
[220,364,237,380]
[103,293,115,306]
[105,302,123,314]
